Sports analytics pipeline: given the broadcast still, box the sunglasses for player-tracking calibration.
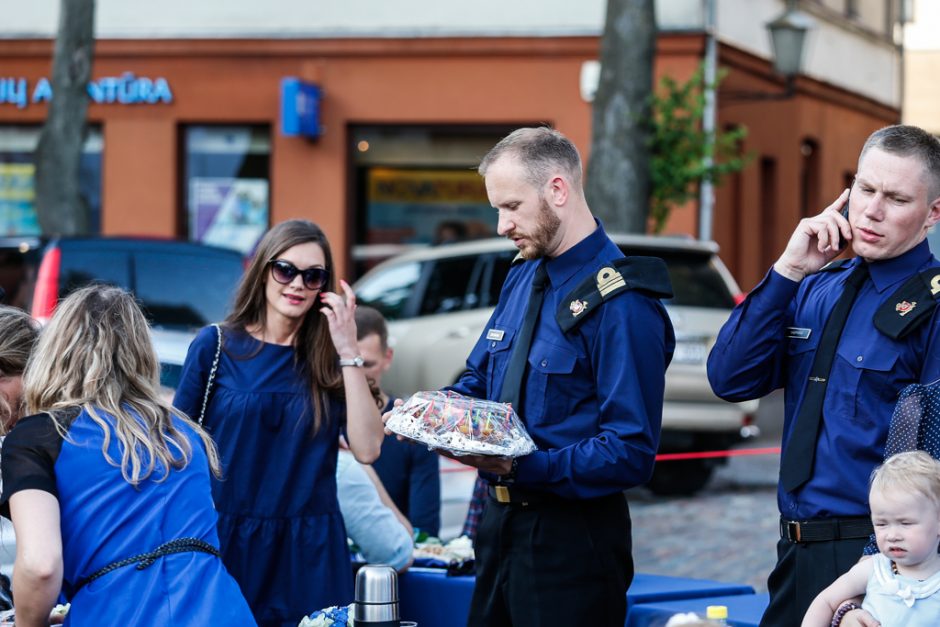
[269,259,330,290]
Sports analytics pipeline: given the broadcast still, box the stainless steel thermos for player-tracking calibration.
[354,564,400,627]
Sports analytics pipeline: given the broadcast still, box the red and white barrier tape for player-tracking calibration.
[438,446,781,472]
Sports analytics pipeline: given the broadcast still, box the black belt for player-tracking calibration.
[487,485,564,505]
[75,537,221,591]
[779,516,873,543]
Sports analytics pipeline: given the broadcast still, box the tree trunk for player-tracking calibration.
[34,0,96,236]
[585,0,656,234]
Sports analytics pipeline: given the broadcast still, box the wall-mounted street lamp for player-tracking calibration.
[765,1,814,98]
[720,1,815,101]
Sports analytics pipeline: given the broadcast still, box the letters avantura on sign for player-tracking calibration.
[0,73,174,109]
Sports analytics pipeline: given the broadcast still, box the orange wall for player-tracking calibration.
[0,35,898,286]
[669,42,898,289]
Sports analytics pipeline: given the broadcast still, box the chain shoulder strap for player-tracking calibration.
[197,323,222,427]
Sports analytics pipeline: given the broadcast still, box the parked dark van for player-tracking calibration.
[0,236,244,330]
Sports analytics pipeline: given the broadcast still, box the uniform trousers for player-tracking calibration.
[760,535,869,627]
[466,491,633,627]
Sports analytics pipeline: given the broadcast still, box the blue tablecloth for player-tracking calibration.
[398,569,756,627]
[625,592,770,627]
[399,568,476,627]
[625,574,754,612]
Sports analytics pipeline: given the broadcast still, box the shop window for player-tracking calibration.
[183,125,270,256]
[0,126,102,236]
[350,125,520,278]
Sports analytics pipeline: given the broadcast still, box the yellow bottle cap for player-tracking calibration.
[706,605,728,620]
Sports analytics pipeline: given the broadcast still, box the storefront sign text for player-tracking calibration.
[0,73,173,109]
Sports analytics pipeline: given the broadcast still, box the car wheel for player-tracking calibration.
[645,459,714,496]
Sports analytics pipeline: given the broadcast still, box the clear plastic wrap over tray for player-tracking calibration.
[386,390,537,457]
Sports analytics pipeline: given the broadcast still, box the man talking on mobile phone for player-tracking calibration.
[707,124,940,627]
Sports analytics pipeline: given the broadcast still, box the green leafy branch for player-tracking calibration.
[648,66,751,233]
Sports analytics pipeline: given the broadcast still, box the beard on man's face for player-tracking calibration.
[515,197,561,260]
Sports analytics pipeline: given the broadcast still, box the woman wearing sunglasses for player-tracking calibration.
[174,219,384,627]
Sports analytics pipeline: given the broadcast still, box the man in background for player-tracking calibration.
[356,305,441,538]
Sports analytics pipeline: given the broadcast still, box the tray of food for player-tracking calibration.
[385,391,537,457]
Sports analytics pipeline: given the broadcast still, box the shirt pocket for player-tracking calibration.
[836,343,899,426]
[484,325,516,400]
[786,333,820,371]
[523,338,579,426]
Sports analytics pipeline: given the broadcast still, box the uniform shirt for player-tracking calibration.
[450,223,675,500]
[708,240,940,520]
[371,397,441,537]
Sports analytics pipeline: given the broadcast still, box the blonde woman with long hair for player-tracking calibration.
[0,286,255,626]
[174,219,384,627]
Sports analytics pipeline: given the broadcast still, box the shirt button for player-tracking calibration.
[540,359,548,367]
[491,341,497,348]
[856,356,863,362]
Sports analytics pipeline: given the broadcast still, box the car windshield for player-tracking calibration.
[619,247,735,309]
[356,260,424,320]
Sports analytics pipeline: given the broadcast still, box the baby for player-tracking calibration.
[802,450,940,626]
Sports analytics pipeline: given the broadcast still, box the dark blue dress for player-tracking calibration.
[174,326,351,627]
[0,409,255,626]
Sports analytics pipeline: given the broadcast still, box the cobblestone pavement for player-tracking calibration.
[629,391,785,593]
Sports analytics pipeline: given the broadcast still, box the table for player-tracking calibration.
[625,574,753,612]
[398,569,756,627]
[399,568,476,626]
[625,592,770,627]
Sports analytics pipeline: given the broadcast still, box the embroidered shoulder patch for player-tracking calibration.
[555,256,673,333]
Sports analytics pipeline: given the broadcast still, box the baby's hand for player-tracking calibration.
[839,608,880,627]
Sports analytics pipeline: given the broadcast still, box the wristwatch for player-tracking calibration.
[338,356,365,368]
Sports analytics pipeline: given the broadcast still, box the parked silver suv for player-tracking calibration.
[354,234,759,496]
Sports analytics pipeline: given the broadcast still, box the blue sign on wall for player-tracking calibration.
[280,78,322,139]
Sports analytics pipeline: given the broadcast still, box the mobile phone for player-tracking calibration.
[838,192,851,250]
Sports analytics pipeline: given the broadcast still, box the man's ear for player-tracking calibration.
[926,191,940,227]
[547,174,569,207]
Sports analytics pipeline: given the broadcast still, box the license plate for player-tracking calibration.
[673,340,708,365]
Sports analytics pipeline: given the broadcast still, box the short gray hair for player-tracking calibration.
[478,127,583,190]
[860,125,940,201]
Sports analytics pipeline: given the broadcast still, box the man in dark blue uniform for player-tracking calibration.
[707,125,940,627]
[447,127,675,627]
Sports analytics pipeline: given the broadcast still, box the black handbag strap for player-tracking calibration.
[197,323,222,427]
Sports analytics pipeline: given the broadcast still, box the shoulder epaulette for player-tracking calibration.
[818,259,853,273]
[555,256,673,333]
[874,267,940,340]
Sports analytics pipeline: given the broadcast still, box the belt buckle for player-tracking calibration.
[495,485,510,504]
[786,520,802,542]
